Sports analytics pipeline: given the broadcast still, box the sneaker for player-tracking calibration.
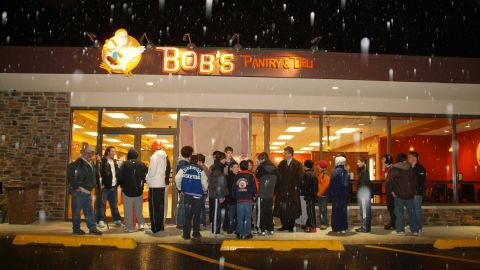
[267,231,275,236]
[355,228,369,233]
[278,227,287,231]
[125,229,135,233]
[98,221,106,228]
[412,232,419,236]
[320,225,328,230]
[72,229,86,235]
[89,229,103,235]
[244,234,253,239]
[340,230,346,234]
[138,224,145,231]
[393,231,405,236]
[259,231,266,236]
[236,233,241,239]
[182,235,191,240]
[114,220,122,227]
[384,223,395,230]
[145,229,154,235]
[309,227,317,233]
[192,233,202,239]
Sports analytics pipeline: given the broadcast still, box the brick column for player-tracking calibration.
[0,91,70,220]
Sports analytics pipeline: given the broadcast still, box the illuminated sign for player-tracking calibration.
[100,29,145,75]
[241,55,314,69]
[156,47,234,75]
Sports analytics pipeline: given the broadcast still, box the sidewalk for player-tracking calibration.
[1,221,479,245]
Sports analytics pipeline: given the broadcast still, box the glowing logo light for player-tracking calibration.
[100,28,145,75]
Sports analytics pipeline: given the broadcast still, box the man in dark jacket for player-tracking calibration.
[355,157,372,233]
[232,160,257,239]
[328,155,350,234]
[67,145,102,235]
[274,146,304,232]
[386,153,419,236]
[96,146,122,228]
[118,148,148,233]
[408,151,426,232]
[255,152,279,235]
[302,160,318,233]
[208,151,229,235]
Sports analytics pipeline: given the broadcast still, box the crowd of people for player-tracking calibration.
[67,143,426,239]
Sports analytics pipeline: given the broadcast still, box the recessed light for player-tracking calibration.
[358,123,365,126]
[164,144,174,148]
[119,143,134,147]
[83,132,98,137]
[273,150,284,153]
[322,136,339,141]
[278,135,294,140]
[73,124,83,129]
[286,126,306,132]
[295,151,306,154]
[104,138,121,143]
[331,86,339,90]
[301,122,306,125]
[271,141,286,146]
[146,81,154,86]
[145,134,158,138]
[443,130,449,133]
[300,147,314,151]
[105,113,129,119]
[309,142,320,146]
[465,124,471,128]
[125,123,146,128]
[336,128,359,134]
[269,146,279,150]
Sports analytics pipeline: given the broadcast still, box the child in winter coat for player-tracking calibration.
[255,152,279,236]
[232,160,257,239]
[302,160,319,232]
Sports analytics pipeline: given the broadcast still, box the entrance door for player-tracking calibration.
[99,130,176,223]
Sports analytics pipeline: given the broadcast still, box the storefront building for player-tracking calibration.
[1,32,479,225]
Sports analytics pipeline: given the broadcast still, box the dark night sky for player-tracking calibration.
[1,0,479,57]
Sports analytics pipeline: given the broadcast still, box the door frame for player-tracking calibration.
[99,127,178,223]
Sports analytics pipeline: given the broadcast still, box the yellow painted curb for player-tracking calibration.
[433,239,480,250]
[220,240,344,251]
[13,234,137,249]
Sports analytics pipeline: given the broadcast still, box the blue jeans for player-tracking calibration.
[72,191,96,231]
[96,187,121,222]
[228,204,237,232]
[176,193,185,226]
[394,197,419,233]
[357,187,372,232]
[236,202,253,236]
[199,195,206,226]
[317,196,329,226]
[413,195,423,230]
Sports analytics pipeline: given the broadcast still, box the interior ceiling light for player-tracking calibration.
[465,123,471,128]
[271,141,286,145]
[146,81,154,86]
[331,86,339,90]
[273,150,284,153]
[105,113,129,119]
[309,142,320,146]
[104,138,121,143]
[277,135,294,140]
[358,123,365,126]
[286,126,306,132]
[83,132,98,137]
[119,143,134,147]
[336,128,359,134]
[164,144,174,148]
[270,146,279,150]
[300,147,314,151]
[443,130,450,133]
[295,151,306,154]
[73,124,83,129]
[322,136,339,141]
[125,123,146,128]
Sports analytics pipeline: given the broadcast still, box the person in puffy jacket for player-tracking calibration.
[208,151,229,235]
[232,160,257,239]
[118,148,147,232]
[355,157,372,233]
[302,160,319,233]
[316,160,330,230]
[255,152,279,236]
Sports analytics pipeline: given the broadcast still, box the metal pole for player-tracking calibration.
[319,115,324,159]
[451,118,458,203]
[387,116,392,156]
[264,113,270,154]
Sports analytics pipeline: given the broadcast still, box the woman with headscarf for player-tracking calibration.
[328,155,350,234]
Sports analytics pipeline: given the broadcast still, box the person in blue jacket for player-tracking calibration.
[328,155,350,234]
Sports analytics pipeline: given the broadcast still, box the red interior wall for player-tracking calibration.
[379,135,452,180]
[457,128,480,181]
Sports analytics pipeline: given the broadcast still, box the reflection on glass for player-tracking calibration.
[101,110,177,129]
[71,110,98,162]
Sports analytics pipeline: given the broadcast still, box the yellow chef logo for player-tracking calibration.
[100,28,145,75]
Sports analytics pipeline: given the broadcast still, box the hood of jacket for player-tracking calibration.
[261,160,276,173]
[393,162,410,171]
[127,148,139,160]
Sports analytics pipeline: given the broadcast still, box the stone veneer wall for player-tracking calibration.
[0,91,70,220]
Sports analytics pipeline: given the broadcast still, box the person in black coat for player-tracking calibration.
[328,155,350,234]
[118,148,147,232]
[302,160,318,233]
[355,157,372,233]
[408,151,426,232]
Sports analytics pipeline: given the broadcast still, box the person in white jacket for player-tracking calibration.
[145,140,171,233]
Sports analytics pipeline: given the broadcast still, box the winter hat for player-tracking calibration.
[304,160,314,169]
[318,160,328,169]
[151,140,163,151]
[335,156,346,166]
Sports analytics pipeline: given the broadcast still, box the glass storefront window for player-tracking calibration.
[252,113,266,158]
[455,118,480,203]
[269,113,320,165]
[391,116,452,202]
[70,110,98,161]
[101,110,177,129]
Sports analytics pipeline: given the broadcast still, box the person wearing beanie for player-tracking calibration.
[382,154,396,230]
[316,160,330,230]
[328,154,350,234]
[302,160,318,233]
[118,148,148,233]
[145,140,171,234]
